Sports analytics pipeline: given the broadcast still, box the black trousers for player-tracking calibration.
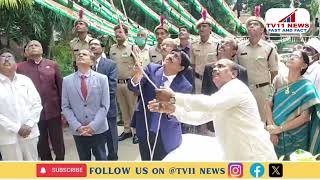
[73,131,108,161]
[38,118,65,160]
[106,116,118,159]
[138,132,167,161]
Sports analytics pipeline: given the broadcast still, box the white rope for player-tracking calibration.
[120,0,128,21]
[120,2,162,160]
[151,112,162,160]
[137,70,164,160]
[139,82,152,159]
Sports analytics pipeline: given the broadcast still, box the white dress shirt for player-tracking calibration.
[303,61,320,92]
[162,74,176,88]
[95,56,101,70]
[172,79,277,161]
[131,72,176,88]
[0,73,42,145]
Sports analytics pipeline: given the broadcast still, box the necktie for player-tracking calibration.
[80,75,88,99]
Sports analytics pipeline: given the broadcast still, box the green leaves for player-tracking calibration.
[50,41,73,76]
[0,0,33,9]
[0,4,47,46]
[310,0,320,20]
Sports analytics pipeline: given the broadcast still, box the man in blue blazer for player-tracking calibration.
[90,39,119,160]
[62,49,110,161]
[128,49,192,160]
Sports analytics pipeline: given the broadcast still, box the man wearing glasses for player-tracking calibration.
[128,49,192,160]
[0,49,42,160]
[17,40,65,161]
[303,37,320,92]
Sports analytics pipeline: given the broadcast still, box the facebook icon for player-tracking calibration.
[250,163,265,178]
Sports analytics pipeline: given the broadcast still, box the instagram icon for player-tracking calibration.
[228,163,243,178]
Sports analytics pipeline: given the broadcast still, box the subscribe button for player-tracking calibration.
[36,164,87,177]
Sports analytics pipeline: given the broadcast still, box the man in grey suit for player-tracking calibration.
[62,49,110,161]
[89,38,118,160]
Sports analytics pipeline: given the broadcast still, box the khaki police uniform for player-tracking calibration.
[109,41,139,133]
[70,35,93,69]
[149,45,163,64]
[140,45,151,67]
[149,20,169,64]
[237,39,279,123]
[70,35,93,59]
[191,35,219,94]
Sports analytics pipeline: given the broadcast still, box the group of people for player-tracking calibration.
[0,8,319,161]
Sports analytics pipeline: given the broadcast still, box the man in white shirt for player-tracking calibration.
[303,38,320,92]
[148,59,277,161]
[0,49,42,161]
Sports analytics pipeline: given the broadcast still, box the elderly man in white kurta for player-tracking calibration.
[0,50,42,161]
[148,59,277,161]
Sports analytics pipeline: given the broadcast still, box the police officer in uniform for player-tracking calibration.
[236,16,279,123]
[70,16,93,70]
[149,20,170,64]
[135,29,150,68]
[192,14,219,94]
[109,24,140,141]
[190,12,219,135]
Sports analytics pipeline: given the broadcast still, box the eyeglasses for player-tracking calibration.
[0,55,15,62]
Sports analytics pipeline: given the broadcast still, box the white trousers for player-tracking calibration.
[0,137,39,161]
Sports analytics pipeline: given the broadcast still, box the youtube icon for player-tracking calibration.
[36,164,87,177]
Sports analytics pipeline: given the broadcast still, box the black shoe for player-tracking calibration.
[117,121,124,126]
[132,134,139,144]
[118,132,132,141]
[107,153,118,161]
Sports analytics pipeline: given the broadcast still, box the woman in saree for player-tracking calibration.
[265,50,320,158]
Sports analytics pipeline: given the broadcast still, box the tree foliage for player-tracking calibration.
[0,4,46,49]
[0,0,32,9]
[0,3,73,54]
[310,0,320,20]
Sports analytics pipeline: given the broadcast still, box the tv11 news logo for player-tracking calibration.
[265,8,311,34]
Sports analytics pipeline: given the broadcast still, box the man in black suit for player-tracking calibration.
[202,38,248,132]
[89,38,119,160]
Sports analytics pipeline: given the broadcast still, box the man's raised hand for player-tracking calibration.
[148,99,175,114]
[155,88,174,102]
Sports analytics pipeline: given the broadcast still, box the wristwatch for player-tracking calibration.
[169,94,176,104]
